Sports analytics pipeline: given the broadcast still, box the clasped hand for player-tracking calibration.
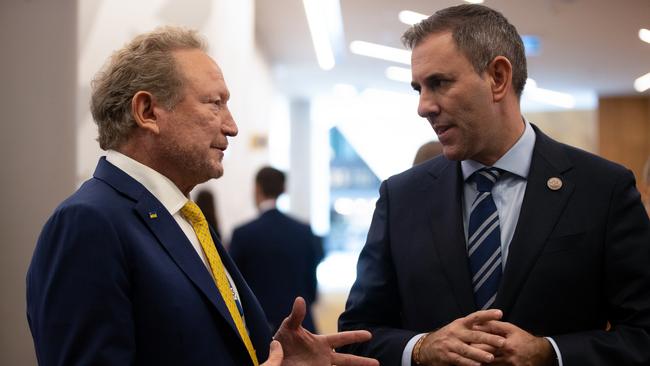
[416,309,554,366]
[262,297,379,366]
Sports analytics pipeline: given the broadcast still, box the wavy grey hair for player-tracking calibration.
[90,26,207,150]
[402,4,527,98]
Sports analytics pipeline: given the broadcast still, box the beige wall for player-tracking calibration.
[524,109,598,153]
[1,0,77,364]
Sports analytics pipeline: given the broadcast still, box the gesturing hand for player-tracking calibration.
[261,340,284,366]
[416,309,506,366]
[272,297,379,366]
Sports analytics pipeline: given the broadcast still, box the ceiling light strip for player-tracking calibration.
[303,0,336,70]
[350,41,411,65]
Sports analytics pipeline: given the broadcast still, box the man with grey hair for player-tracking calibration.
[339,4,650,366]
[27,26,378,366]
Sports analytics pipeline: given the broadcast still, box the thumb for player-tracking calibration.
[262,340,283,366]
[285,297,307,330]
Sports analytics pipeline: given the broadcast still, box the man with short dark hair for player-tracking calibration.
[27,26,377,366]
[339,4,650,366]
[231,166,323,334]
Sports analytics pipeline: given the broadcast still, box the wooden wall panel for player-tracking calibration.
[598,96,650,204]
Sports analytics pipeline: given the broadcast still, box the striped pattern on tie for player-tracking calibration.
[468,168,503,310]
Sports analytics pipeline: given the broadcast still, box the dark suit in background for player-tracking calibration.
[231,208,321,333]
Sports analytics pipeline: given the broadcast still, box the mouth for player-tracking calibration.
[433,124,452,136]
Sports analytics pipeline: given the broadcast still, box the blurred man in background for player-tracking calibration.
[231,166,323,334]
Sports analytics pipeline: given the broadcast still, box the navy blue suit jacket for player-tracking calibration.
[230,208,321,333]
[339,126,650,365]
[27,158,272,366]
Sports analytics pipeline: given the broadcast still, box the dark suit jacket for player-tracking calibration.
[230,208,321,333]
[338,126,650,365]
[27,157,272,366]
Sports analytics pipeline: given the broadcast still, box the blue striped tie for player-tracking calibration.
[468,168,503,310]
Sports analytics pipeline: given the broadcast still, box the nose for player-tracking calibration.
[417,90,440,119]
[222,108,238,137]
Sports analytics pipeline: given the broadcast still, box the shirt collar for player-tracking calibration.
[106,150,189,215]
[461,118,536,181]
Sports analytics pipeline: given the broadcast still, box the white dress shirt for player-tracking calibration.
[105,150,243,305]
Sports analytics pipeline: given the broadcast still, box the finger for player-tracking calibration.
[469,342,499,354]
[331,352,380,366]
[283,297,306,330]
[462,329,505,348]
[473,320,514,336]
[325,330,372,348]
[462,309,503,327]
[263,340,283,366]
[449,342,496,365]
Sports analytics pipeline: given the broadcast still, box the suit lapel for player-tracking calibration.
[134,196,241,331]
[93,158,245,349]
[426,159,476,314]
[494,127,575,314]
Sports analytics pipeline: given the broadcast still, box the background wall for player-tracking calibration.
[1,1,77,364]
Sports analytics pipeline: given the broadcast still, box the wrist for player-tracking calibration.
[412,332,432,365]
[537,337,558,366]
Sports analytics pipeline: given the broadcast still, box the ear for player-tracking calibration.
[486,56,513,103]
[131,91,161,134]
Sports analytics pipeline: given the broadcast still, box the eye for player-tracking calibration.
[428,79,445,89]
[210,99,222,108]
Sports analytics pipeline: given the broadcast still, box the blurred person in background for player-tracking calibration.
[230,166,323,334]
[413,140,443,166]
[195,189,222,239]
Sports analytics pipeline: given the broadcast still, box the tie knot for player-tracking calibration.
[472,168,502,192]
[180,200,205,225]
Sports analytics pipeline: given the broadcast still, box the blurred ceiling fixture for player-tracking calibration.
[302,0,344,70]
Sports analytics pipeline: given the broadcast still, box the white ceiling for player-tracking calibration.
[255,0,650,103]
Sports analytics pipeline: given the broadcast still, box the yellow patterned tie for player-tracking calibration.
[181,201,259,366]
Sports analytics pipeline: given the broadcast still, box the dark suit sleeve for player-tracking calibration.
[27,204,135,366]
[553,169,650,364]
[338,181,417,364]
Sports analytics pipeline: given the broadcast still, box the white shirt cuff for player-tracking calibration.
[401,333,426,366]
[545,336,563,366]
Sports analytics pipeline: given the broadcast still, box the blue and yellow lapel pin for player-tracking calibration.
[148,212,158,219]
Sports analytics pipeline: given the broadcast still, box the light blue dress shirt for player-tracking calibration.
[401,120,563,366]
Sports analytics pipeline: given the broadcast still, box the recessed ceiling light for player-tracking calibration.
[398,10,427,25]
[349,41,411,64]
[634,72,650,92]
[639,28,650,44]
[465,0,485,3]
